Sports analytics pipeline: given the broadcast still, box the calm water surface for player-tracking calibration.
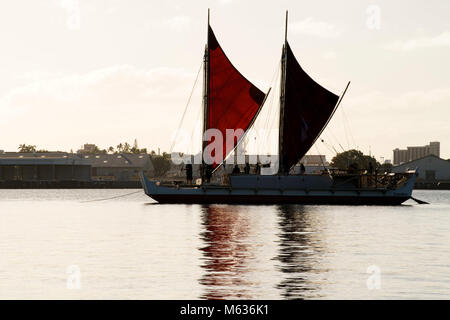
[0,189,449,299]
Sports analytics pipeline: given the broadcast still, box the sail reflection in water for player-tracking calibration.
[274,205,329,299]
[198,205,280,299]
[198,204,331,299]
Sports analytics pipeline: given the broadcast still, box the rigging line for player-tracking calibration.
[212,87,272,174]
[320,138,338,155]
[341,108,351,151]
[258,79,279,155]
[341,106,357,148]
[260,61,281,147]
[188,105,203,154]
[328,128,344,152]
[233,60,280,159]
[306,81,350,161]
[323,131,343,156]
[314,143,328,172]
[169,60,203,154]
[323,131,338,153]
[80,190,143,203]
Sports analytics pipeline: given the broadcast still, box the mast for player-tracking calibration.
[202,9,210,171]
[278,10,288,174]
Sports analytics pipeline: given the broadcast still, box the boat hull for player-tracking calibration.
[140,172,416,206]
[149,193,409,205]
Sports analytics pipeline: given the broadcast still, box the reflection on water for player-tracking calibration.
[1,190,449,299]
[199,205,255,299]
[274,205,328,299]
[198,204,329,300]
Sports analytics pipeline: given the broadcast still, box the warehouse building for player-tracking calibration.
[392,155,450,188]
[0,152,152,187]
[82,153,152,181]
[0,152,91,185]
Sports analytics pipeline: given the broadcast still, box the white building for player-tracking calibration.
[393,141,440,165]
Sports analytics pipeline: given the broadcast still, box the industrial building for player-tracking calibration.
[393,141,440,165]
[392,155,450,188]
[0,152,152,188]
[84,153,152,181]
[0,152,91,187]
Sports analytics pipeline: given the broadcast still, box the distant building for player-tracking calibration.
[78,143,99,154]
[299,155,328,166]
[0,152,91,182]
[170,154,329,181]
[0,152,152,183]
[86,153,152,181]
[393,141,440,165]
[392,155,450,183]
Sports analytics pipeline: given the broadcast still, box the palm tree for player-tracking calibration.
[123,142,131,153]
[18,144,36,153]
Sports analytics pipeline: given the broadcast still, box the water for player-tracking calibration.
[0,189,449,299]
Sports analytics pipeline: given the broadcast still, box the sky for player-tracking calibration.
[0,0,449,161]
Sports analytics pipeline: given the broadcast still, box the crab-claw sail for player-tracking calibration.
[280,42,340,172]
[206,26,266,168]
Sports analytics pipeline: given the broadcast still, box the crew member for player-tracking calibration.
[185,163,193,185]
[244,162,250,174]
[300,163,306,174]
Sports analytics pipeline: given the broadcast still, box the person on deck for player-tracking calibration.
[300,163,306,175]
[244,162,250,175]
[232,165,240,174]
[185,163,193,185]
[254,162,261,175]
[368,162,374,174]
[205,164,213,183]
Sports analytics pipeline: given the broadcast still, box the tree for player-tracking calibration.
[123,142,131,153]
[330,149,380,171]
[18,144,36,153]
[151,155,171,177]
[108,146,115,153]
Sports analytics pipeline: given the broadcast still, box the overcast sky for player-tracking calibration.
[1,0,449,161]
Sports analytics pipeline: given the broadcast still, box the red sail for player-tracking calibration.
[207,26,265,168]
[281,43,339,171]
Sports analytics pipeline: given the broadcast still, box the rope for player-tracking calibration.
[169,60,203,154]
[339,104,357,150]
[80,190,143,203]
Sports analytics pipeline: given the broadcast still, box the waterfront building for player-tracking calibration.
[393,142,440,165]
[392,154,450,184]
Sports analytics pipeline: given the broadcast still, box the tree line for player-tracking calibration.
[17,139,161,155]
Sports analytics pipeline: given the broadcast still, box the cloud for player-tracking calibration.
[385,31,450,51]
[2,65,195,109]
[0,65,201,151]
[289,17,341,38]
[164,15,192,32]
